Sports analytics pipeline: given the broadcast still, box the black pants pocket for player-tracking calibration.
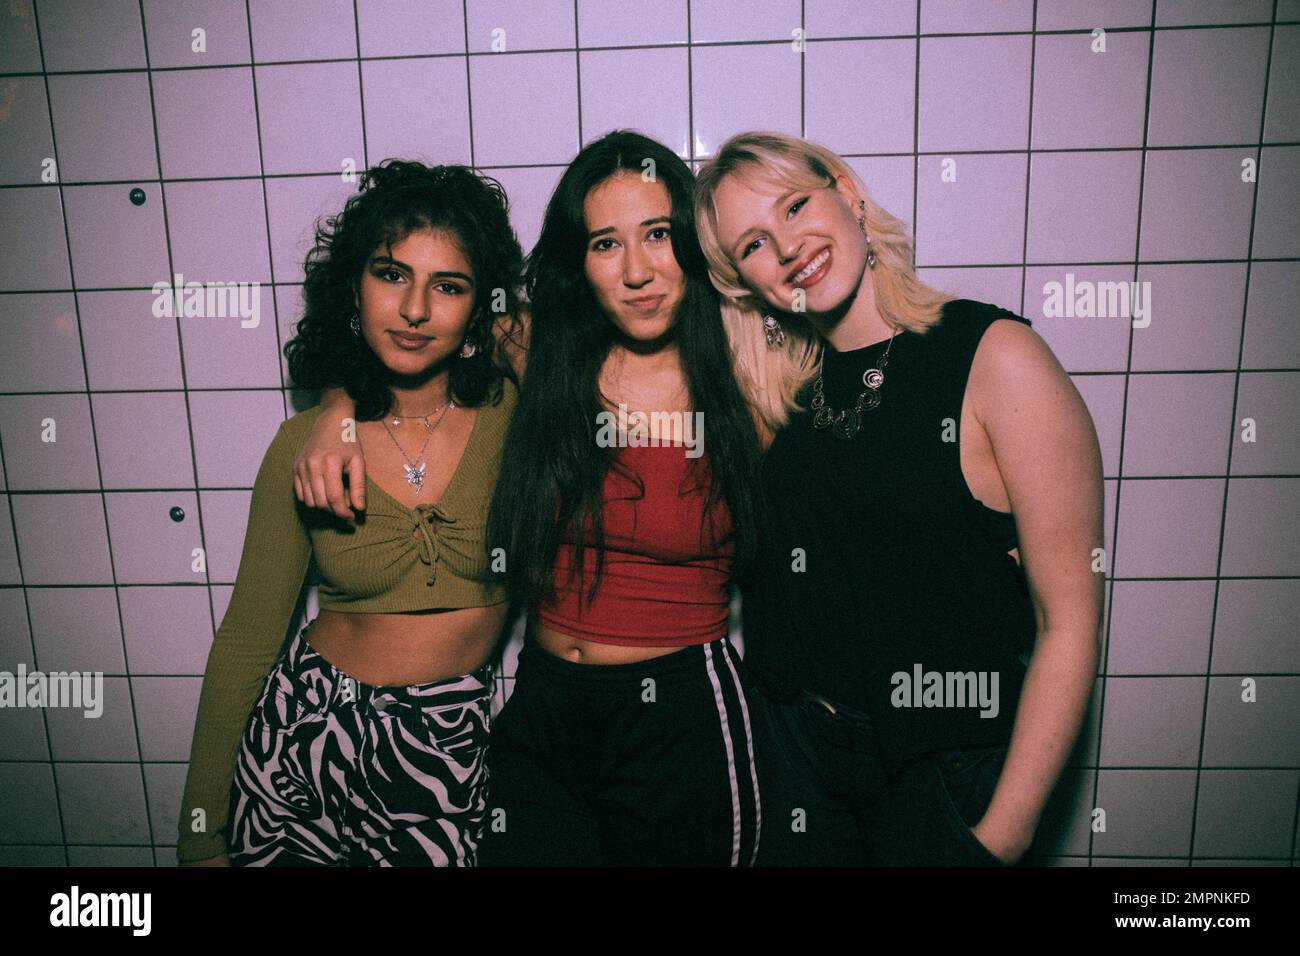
[873,745,1010,867]
[932,746,1010,867]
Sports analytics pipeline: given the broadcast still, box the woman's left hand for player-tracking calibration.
[971,815,1032,865]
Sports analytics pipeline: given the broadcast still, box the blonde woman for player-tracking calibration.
[694,132,1102,866]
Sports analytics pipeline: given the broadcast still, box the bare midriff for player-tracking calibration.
[303,603,510,686]
[533,620,689,664]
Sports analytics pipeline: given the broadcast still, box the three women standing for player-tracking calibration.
[204,127,1102,866]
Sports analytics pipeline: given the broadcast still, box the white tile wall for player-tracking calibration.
[0,0,1295,867]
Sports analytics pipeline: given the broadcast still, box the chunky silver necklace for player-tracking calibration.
[810,327,898,439]
[380,401,454,494]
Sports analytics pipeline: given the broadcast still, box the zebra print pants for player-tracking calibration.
[228,626,493,866]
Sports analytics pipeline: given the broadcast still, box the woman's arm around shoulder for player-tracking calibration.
[293,306,530,518]
[295,387,365,520]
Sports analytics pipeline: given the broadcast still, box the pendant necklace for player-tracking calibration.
[390,399,450,427]
[810,326,899,439]
[380,400,454,494]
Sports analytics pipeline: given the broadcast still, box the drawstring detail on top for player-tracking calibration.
[412,504,454,586]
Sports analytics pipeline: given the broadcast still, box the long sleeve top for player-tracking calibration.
[177,381,516,862]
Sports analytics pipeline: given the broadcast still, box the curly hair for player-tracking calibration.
[285,160,525,421]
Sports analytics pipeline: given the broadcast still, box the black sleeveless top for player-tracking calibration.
[740,299,1038,771]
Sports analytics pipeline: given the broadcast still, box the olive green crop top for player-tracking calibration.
[176,380,515,862]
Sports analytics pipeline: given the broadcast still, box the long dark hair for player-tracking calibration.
[487,130,763,607]
[285,160,524,420]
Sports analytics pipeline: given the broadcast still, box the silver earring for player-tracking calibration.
[460,340,477,358]
[349,312,361,335]
[857,200,876,270]
[763,314,786,349]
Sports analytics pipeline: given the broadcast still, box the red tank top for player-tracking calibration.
[538,445,735,645]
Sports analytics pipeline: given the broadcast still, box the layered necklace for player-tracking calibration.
[810,326,899,440]
[380,399,454,494]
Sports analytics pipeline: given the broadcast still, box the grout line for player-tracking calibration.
[5,142,1300,190]
[2,758,1298,771]
[8,572,1300,588]
[1018,2,1038,317]
[799,0,806,138]
[4,256,1299,293]
[28,0,110,866]
[0,426,66,861]
[1087,0,1159,867]
[109,0,213,863]
[686,0,694,164]
[2,472,1298,496]
[4,16,1293,81]
[1188,0,1280,868]
[462,0,476,168]
[911,0,920,260]
[10,367,1298,389]
[15,369,1294,395]
[574,0,583,148]
[352,0,371,175]
[1291,768,1300,866]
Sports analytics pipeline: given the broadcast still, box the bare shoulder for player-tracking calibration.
[968,318,1072,416]
[974,317,1061,374]
[967,317,1099,486]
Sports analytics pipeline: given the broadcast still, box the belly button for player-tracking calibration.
[567,646,582,663]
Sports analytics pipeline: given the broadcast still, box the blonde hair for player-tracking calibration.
[694,131,953,433]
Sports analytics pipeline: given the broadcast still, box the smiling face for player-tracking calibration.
[582,172,686,344]
[353,227,477,377]
[712,170,871,318]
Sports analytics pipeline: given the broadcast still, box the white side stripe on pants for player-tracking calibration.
[703,641,761,867]
[719,640,762,866]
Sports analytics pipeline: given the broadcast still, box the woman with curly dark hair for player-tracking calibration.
[177,160,525,867]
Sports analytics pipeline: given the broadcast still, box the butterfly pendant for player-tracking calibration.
[403,462,426,494]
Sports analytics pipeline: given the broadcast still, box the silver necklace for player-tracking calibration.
[380,401,454,494]
[390,399,451,427]
[810,327,898,439]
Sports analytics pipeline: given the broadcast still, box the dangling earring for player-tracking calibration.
[349,312,361,335]
[459,339,477,359]
[857,199,876,270]
[763,314,786,349]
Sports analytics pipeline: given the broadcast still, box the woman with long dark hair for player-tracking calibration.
[480,131,764,866]
[295,131,765,865]
[177,160,524,866]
